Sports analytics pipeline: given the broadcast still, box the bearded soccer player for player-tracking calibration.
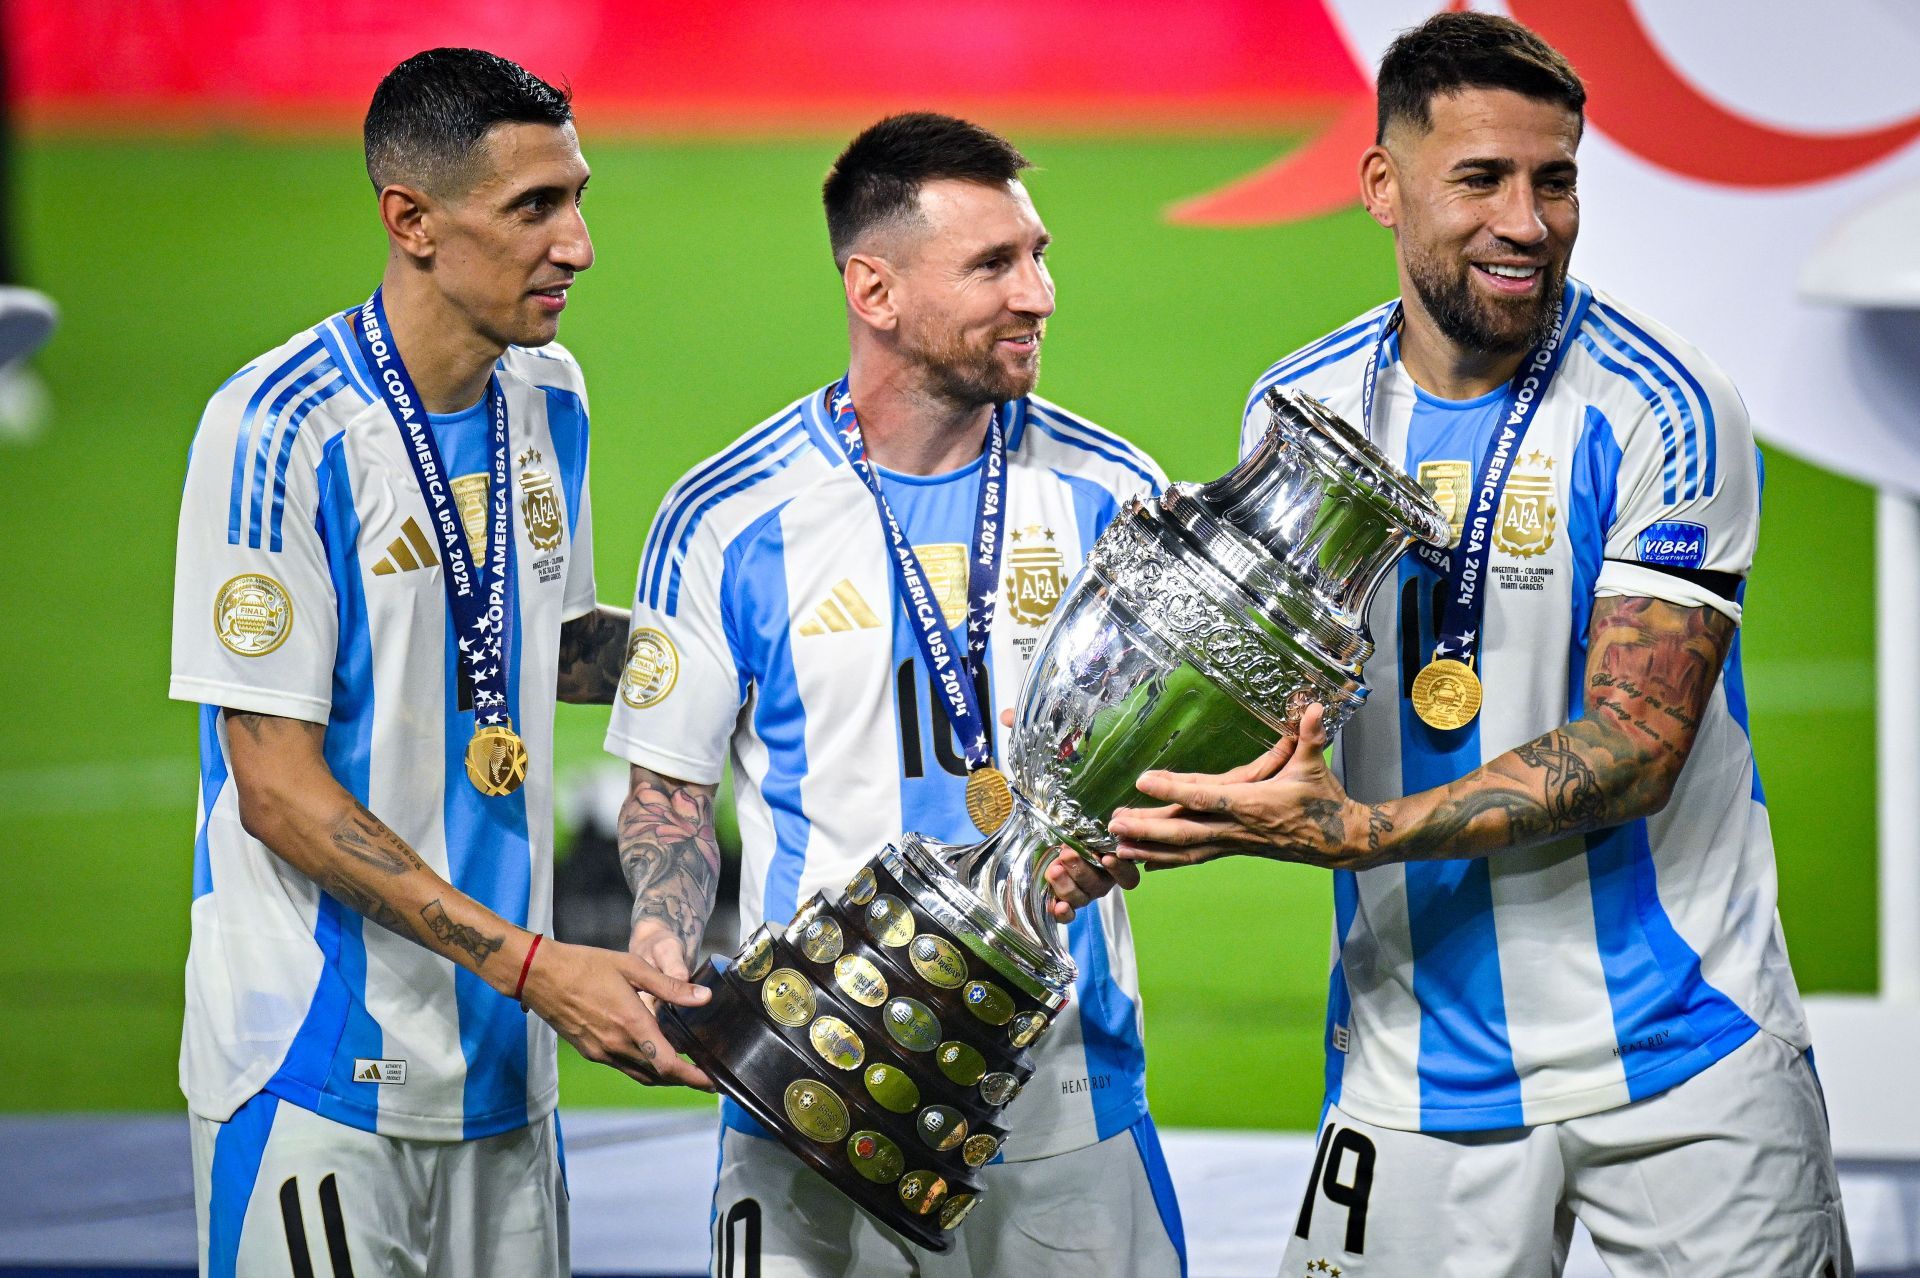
[604,114,1184,1277]
[169,49,709,1276]
[1111,14,1850,1276]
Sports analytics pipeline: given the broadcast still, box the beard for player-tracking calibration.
[1407,246,1565,357]
[900,316,1044,406]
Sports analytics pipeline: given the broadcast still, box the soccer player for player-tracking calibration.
[1109,14,1851,1276]
[604,113,1184,1277]
[169,48,709,1276]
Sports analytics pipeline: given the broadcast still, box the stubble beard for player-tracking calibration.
[1406,246,1564,358]
[903,318,1043,407]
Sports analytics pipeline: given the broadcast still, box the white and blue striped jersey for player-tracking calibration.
[1242,281,1809,1133]
[169,308,597,1141]
[605,384,1165,1161]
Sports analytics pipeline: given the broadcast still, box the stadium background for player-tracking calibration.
[1,0,1876,1135]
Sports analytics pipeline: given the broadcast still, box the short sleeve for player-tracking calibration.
[561,461,596,622]
[603,513,745,786]
[1594,363,1758,624]
[169,385,339,724]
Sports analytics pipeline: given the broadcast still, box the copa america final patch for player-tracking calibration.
[1637,520,1708,570]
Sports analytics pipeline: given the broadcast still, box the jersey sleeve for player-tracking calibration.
[603,511,744,786]
[561,459,597,622]
[1594,362,1758,624]
[169,383,339,724]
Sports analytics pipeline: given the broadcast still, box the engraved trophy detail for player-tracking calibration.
[659,388,1450,1250]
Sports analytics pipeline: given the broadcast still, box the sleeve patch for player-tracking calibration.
[214,574,294,656]
[620,627,680,708]
[1635,520,1708,570]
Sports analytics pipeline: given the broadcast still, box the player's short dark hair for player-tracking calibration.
[1375,12,1585,144]
[822,113,1031,269]
[364,48,573,195]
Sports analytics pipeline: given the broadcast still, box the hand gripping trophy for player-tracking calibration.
[660,388,1450,1249]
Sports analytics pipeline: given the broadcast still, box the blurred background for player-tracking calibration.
[2,1,1913,1272]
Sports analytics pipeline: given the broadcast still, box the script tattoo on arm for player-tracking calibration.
[329,798,428,875]
[556,606,632,704]
[420,899,505,966]
[618,767,721,963]
[1386,595,1733,862]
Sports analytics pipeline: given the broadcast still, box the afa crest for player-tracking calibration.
[1495,451,1557,558]
[517,447,564,553]
[1003,525,1067,627]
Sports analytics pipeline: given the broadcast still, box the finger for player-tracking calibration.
[1109,810,1238,850]
[623,957,713,1008]
[624,1029,717,1091]
[1222,739,1295,784]
[1097,854,1141,890]
[1293,704,1331,758]
[1047,897,1078,924]
[1129,769,1238,812]
[998,708,1015,728]
[1111,839,1216,869]
[1045,854,1110,907]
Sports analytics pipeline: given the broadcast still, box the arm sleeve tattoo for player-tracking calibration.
[556,606,632,704]
[618,767,722,962]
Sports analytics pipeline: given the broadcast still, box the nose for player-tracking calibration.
[1487,179,1550,249]
[1009,254,1055,320]
[553,204,594,273]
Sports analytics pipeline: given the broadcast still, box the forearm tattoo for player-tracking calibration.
[618,768,721,961]
[1394,596,1733,860]
[556,606,632,704]
[319,870,418,942]
[420,898,505,966]
[329,798,427,875]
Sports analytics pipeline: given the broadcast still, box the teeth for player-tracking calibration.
[1483,264,1538,279]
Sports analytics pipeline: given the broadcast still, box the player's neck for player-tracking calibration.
[1395,298,1528,403]
[380,268,506,416]
[845,357,993,477]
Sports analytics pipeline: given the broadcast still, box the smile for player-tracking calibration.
[1472,263,1544,294]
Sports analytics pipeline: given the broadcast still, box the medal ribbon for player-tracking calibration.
[1359,281,1587,666]
[825,375,1005,772]
[353,289,515,730]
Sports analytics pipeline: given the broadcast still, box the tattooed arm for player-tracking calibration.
[222,709,711,1087]
[556,605,632,704]
[1110,594,1735,870]
[616,765,722,971]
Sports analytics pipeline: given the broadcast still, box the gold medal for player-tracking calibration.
[465,723,528,796]
[964,765,1014,836]
[1410,657,1483,731]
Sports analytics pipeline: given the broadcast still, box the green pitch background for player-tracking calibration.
[0,135,1877,1130]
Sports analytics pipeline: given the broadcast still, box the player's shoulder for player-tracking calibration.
[650,388,837,538]
[1011,394,1166,493]
[501,338,587,396]
[1566,284,1746,421]
[197,311,374,450]
[1246,298,1399,407]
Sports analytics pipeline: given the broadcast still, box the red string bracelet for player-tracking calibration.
[514,932,544,1005]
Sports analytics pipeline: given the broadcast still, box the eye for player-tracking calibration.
[1461,173,1499,190]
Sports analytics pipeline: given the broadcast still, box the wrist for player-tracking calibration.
[489,928,543,999]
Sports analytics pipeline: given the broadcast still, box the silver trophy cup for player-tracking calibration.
[660,388,1451,1249]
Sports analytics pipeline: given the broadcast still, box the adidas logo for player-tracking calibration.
[352,1057,406,1085]
[798,580,883,636]
[371,517,439,576]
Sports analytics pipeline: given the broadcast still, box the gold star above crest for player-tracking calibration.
[1524,449,1554,470]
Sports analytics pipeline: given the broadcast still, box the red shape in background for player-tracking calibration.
[1172,0,1920,227]
[1512,0,1920,187]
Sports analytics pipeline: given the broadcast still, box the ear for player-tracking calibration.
[1359,145,1398,231]
[843,253,898,332]
[378,184,437,264]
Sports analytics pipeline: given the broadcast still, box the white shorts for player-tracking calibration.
[190,1092,567,1278]
[711,1115,1185,1278]
[1282,1029,1851,1277]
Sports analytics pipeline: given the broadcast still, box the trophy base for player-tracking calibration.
[659,847,1064,1252]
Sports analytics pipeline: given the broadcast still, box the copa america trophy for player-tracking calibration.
[659,388,1450,1250]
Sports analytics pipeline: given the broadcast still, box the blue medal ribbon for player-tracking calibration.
[826,375,1006,772]
[352,289,516,734]
[1359,280,1587,668]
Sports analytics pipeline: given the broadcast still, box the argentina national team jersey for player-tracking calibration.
[606,384,1164,1161]
[1242,281,1809,1133]
[170,309,597,1140]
